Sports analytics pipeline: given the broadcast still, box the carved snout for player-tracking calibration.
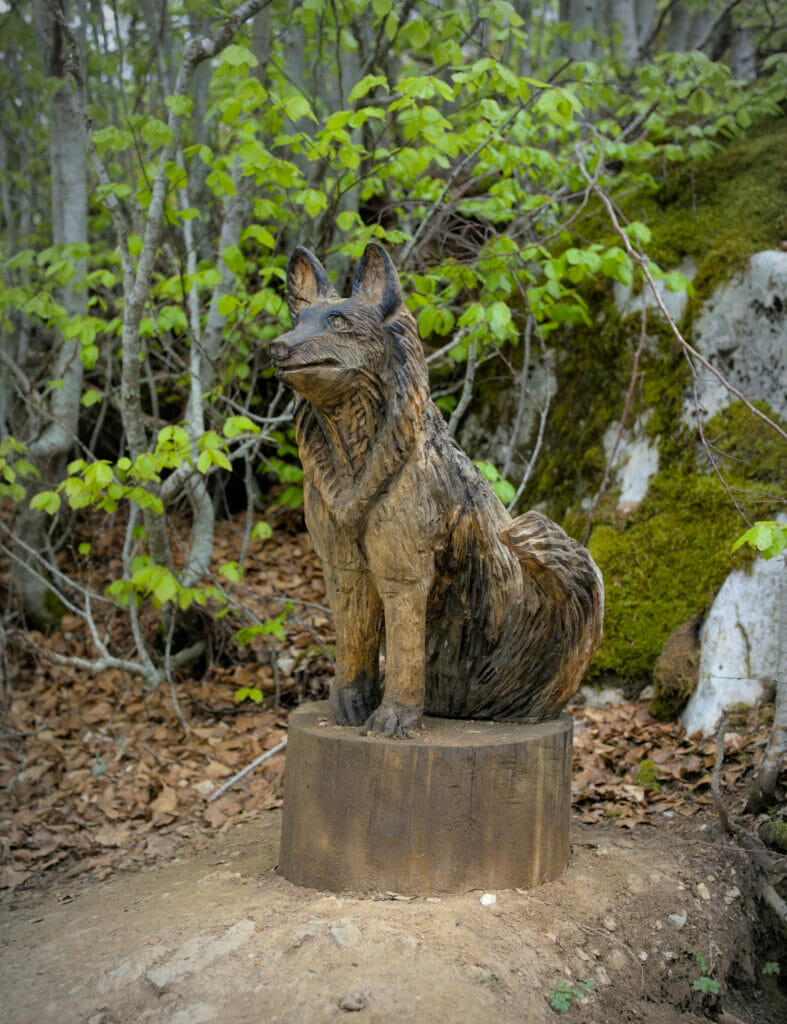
[269,332,301,365]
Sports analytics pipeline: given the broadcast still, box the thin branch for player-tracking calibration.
[501,316,533,481]
[506,288,553,512]
[448,338,478,437]
[692,0,745,53]
[207,737,288,802]
[710,710,732,834]
[636,0,678,61]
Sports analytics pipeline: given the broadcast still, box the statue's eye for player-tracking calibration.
[327,313,351,330]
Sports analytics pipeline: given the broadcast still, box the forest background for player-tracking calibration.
[0,0,785,907]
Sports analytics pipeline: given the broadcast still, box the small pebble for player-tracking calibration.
[608,950,627,971]
[603,916,617,932]
[480,893,496,906]
[338,991,366,1012]
[668,914,686,930]
[696,882,711,901]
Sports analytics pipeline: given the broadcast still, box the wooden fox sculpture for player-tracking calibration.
[269,242,604,737]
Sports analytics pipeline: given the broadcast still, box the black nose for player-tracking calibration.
[269,335,298,362]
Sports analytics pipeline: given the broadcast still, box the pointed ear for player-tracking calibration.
[286,247,336,321]
[351,242,403,320]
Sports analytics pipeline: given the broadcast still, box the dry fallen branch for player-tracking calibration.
[207,737,288,803]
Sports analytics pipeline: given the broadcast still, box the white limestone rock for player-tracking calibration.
[681,545,785,737]
[689,250,787,421]
[603,426,659,508]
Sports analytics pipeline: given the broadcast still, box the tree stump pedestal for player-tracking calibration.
[279,701,573,894]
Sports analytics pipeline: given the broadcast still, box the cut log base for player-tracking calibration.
[279,701,573,894]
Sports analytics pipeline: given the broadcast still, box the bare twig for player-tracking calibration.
[710,710,732,834]
[692,0,745,53]
[506,291,553,512]
[448,338,478,437]
[501,317,532,481]
[207,737,288,802]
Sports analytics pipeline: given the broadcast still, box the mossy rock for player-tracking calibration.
[585,472,750,687]
[759,819,787,854]
[624,116,787,304]
[649,614,701,720]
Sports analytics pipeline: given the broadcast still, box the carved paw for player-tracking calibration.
[360,701,423,739]
[331,682,380,727]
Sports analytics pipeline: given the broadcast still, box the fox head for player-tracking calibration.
[269,242,427,410]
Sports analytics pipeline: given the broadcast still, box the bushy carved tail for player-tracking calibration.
[502,510,605,716]
[502,510,603,613]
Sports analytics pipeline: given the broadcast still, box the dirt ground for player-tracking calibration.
[1,514,784,1022]
[1,807,781,1024]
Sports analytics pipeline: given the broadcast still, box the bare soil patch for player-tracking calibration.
[0,809,778,1024]
[1,511,784,1022]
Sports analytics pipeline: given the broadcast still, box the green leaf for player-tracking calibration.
[140,117,173,149]
[488,301,512,338]
[222,245,245,275]
[348,74,389,102]
[664,271,691,293]
[492,479,516,504]
[252,521,273,541]
[476,460,501,483]
[217,294,238,317]
[626,221,652,245]
[283,94,315,122]
[731,521,787,560]
[81,389,102,407]
[221,44,259,69]
[165,94,193,117]
[153,571,178,606]
[278,485,303,509]
[223,415,260,438]
[79,542,92,555]
[30,491,61,515]
[336,210,359,231]
[219,561,243,583]
[243,224,275,248]
[235,687,264,704]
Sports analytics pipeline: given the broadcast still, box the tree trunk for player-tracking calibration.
[608,0,639,64]
[14,2,88,624]
[563,0,596,61]
[666,1,692,51]
[729,26,756,80]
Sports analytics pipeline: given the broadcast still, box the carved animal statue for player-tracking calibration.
[269,242,604,737]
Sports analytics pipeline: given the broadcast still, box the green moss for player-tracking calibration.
[650,683,693,721]
[626,117,787,304]
[526,303,631,518]
[635,758,661,793]
[705,401,787,487]
[587,472,749,685]
[760,820,787,854]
